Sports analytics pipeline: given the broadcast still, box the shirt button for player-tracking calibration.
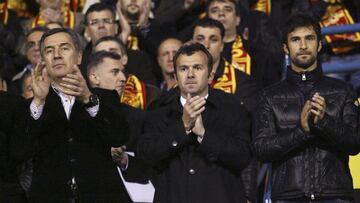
[171,141,178,147]
[68,138,73,143]
[70,158,77,163]
[189,168,195,175]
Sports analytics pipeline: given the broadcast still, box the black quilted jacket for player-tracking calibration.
[253,66,359,201]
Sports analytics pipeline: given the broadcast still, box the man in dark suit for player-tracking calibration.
[11,28,131,202]
[0,78,27,202]
[138,42,251,203]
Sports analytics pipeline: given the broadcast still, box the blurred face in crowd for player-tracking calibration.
[26,31,44,65]
[175,51,213,98]
[193,26,224,66]
[89,57,126,96]
[39,0,62,9]
[86,10,117,43]
[157,38,183,75]
[284,26,321,72]
[22,74,33,99]
[42,32,82,81]
[94,40,128,66]
[207,0,240,32]
[120,0,145,17]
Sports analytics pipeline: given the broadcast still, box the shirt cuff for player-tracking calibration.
[120,152,134,171]
[197,136,203,143]
[86,104,99,117]
[30,99,45,120]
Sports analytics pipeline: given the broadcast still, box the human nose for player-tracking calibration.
[300,38,308,49]
[54,48,61,59]
[187,67,195,78]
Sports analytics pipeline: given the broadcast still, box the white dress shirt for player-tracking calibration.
[30,86,99,120]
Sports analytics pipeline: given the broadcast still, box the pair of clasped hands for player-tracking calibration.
[301,92,326,133]
[182,93,206,138]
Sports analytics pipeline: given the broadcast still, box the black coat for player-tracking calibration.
[138,88,251,203]
[11,88,132,202]
[253,67,359,200]
[0,91,27,202]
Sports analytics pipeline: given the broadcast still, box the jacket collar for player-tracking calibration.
[286,64,323,85]
[167,88,220,114]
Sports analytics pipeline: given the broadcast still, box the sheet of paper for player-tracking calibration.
[117,152,155,203]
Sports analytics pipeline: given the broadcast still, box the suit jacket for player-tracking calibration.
[11,88,132,202]
[0,91,27,202]
[138,88,251,203]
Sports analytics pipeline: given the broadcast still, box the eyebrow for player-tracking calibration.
[45,42,72,49]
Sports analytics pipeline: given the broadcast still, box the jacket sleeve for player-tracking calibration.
[137,109,192,169]
[311,86,359,155]
[197,105,252,173]
[253,91,315,162]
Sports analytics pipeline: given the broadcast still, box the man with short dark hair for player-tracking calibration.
[253,13,359,202]
[12,28,131,202]
[138,42,251,203]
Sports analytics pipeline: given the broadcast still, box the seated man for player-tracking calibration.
[138,43,251,203]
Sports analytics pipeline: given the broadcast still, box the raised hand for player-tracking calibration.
[137,0,151,29]
[116,0,131,44]
[58,65,92,103]
[192,114,205,137]
[300,100,312,133]
[0,79,7,92]
[31,61,50,106]
[182,93,206,132]
[310,92,326,124]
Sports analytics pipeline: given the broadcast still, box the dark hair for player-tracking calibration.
[93,36,127,55]
[206,0,240,16]
[193,18,225,39]
[173,43,213,73]
[39,28,81,56]
[282,13,321,44]
[87,50,121,76]
[26,26,49,38]
[84,3,116,25]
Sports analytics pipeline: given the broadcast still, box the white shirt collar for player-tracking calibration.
[180,94,209,107]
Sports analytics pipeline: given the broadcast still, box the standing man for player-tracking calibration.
[253,14,359,202]
[138,43,251,203]
[12,28,131,202]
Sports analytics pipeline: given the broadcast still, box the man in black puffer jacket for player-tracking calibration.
[253,13,359,202]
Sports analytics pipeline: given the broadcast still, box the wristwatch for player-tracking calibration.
[83,94,99,108]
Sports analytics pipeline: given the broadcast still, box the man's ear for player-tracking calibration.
[236,16,241,26]
[208,71,215,84]
[283,43,289,55]
[317,40,322,52]
[88,73,99,87]
[77,53,82,65]
[121,54,128,66]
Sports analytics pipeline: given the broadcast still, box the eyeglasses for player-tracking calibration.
[87,18,116,26]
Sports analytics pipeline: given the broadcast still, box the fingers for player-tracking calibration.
[0,79,7,91]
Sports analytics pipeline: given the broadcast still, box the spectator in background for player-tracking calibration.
[207,0,283,87]
[82,3,157,85]
[157,37,182,92]
[93,36,160,109]
[192,18,258,112]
